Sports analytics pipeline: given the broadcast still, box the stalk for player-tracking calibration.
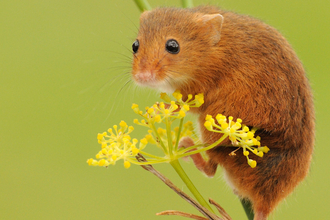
[174,118,184,151]
[181,0,194,8]
[241,199,254,220]
[170,159,214,213]
[180,134,229,158]
[166,118,174,156]
[133,0,152,12]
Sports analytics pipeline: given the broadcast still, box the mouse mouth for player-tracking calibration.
[133,71,155,85]
[133,71,175,93]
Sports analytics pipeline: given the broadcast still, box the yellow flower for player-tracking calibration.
[204,114,269,168]
[170,90,204,108]
[87,121,148,168]
[124,161,131,169]
[172,90,183,101]
[160,92,172,103]
[248,159,257,168]
[88,90,268,169]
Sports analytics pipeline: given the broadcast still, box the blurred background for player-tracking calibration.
[1,0,329,219]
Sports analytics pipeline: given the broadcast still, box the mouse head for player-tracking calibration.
[131,7,223,93]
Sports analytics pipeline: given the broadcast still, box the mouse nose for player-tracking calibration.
[133,71,155,84]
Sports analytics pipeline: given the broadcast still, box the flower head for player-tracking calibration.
[204,114,269,168]
[87,121,145,168]
[88,90,268,169]
[169,90,204,108]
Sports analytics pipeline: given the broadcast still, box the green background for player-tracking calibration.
[1,0,329,219]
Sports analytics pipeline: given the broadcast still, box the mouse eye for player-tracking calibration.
[165,39,180,54]
[132,40,139,53]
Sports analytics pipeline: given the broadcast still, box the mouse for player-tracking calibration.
[131,5,315,220]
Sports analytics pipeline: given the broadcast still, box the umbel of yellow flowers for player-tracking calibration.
[87,90,269,169]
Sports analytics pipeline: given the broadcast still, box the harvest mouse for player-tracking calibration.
[131,6,314,220]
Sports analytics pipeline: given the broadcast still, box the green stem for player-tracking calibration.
[180,134,229,158]
[151,123,168,154]
[174,118,184,151]
[138,151,167,160]
[170,159,214,213]
[166,118,173,156]
[240,199,254,220]
[133,0,152,12]
[181,0,194,8]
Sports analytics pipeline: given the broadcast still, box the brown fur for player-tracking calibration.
[132,6,315,219]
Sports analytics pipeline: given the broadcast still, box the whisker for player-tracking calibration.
[102,78,133,123]
[157,52,168,67]
[99,71,130,93]
[112,2,139,34]
[82,48,132,61]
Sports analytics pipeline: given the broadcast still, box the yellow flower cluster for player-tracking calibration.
[87,91,203,168]
[87,90,269,169]
[131,91,204,158]
[204,114,269,168]
[132,91,204,124]
[87,121,149,168]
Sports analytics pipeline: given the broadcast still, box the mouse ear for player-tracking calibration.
[197,14,224,44]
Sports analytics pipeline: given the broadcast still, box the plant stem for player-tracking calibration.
[240,199,254,220]
[133,0,152,12]
[181,0,194,8]
[180,134,229,158]
[170,159,215,213]
[166,118,174,156]
[174,118,184,151]
[151,123,168,154]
